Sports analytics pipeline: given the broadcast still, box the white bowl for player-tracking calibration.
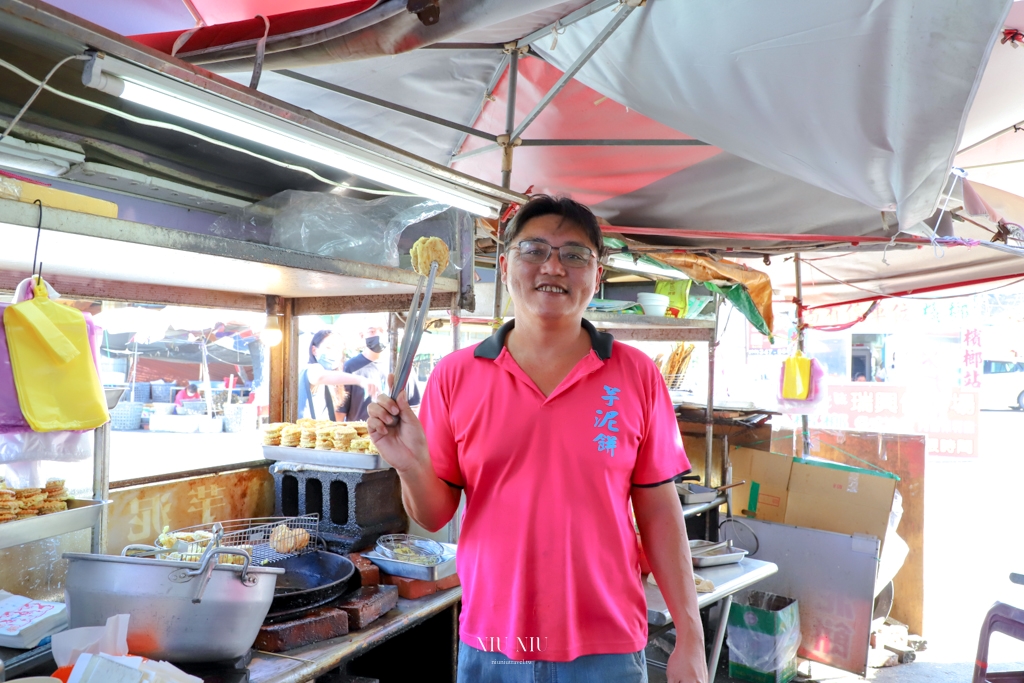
[640,303,669,317]
[637,292,669,305]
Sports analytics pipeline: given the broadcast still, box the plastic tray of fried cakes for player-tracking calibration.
[261,419,392,470]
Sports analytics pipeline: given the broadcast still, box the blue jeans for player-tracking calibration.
[457,642,647,683]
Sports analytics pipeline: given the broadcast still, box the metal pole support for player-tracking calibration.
[91,422,110,554]
[705,294,720,540]
[794,253,810,457]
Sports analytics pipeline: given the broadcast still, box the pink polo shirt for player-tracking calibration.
[419,319,689,661]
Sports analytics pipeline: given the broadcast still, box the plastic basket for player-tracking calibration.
[150,383,177,403]
[179,399,209,416]
[110,401,144,431]
[223,404,258,433]
[126,382,150,402]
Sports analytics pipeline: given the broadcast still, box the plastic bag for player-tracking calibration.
[0,430,93,464]
[782,351,812,399]
[209,191,467,273]
[4,277,109,431]
[0,303,29,432]
[777,356,825,413]
[655,280,692,318]
[727,591,801,678]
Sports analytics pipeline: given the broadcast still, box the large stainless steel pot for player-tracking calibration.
[63,551,284,662]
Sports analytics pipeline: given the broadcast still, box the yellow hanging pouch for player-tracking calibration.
[782,351,812,400]
[3,278,109,431]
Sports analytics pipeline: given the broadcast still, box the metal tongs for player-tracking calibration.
[390,260,440,411]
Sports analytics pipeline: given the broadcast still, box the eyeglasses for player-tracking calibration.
[510,240,595,268]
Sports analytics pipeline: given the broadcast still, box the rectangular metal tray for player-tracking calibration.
[690,539,748,568]
[263,446,391,470]
[0,499,109,550]
[676,483,719,504]
[363,542,457,581]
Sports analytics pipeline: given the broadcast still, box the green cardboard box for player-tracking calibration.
[727,591,800,683]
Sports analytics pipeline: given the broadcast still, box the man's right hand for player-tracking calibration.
[367,374,428,474]
[360,377,380,399]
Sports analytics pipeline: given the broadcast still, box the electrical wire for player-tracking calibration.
[0,54,414,198]
[800,257,1024,301]
[0,54,90,144]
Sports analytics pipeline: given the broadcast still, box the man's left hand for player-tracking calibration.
[667,643,708,683]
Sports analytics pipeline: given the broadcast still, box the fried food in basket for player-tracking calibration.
[661,342,695,388]
[410,236,449,277]
[155,526,215,550]
[268,524,311,554]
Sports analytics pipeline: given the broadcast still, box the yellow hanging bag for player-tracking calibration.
[782,351,812,400]
[3,277,109,431]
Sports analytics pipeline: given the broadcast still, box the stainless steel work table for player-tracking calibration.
[248,587,462,683]
[645,558,778,683]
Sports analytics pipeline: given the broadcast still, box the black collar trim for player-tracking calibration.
[474,318,613,361]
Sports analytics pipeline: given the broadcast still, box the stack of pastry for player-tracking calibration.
[262,420,376,453]
[280,425,302,447]
[262,423,285,446]
[332,425,357,451]
[299,424,318,449]
[0,486,17,524]
[341,421,369,437]
[349,437,380,455]
[314,425,335,450]
[0,478,72,522]
[40,478,70,514]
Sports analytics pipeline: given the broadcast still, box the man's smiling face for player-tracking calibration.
[500,214,603,322]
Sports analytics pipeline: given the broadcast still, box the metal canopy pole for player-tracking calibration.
[794,253,810,457]
[521,138,710,147]
[510,3,637,141]
[705,294,719,540]
[452,137,710,162]
[519,0,620,48]
[449,52,510,165]
[275,69,498,142]
[492,48,519,324]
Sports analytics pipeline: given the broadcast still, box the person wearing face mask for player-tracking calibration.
[298,330,379,421]
[340,330,389,422]
[367,196,705,683]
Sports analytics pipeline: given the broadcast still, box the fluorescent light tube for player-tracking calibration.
[83,55,500,218]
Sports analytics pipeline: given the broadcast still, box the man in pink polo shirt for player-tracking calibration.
[368,196,706,683]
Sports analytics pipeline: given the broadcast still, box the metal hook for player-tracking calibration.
[31,199,42,277]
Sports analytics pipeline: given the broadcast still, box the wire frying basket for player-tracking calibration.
[157,514,321,565]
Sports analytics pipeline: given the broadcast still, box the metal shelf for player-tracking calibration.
[586,312,715,341]
[0,499,109,551]
[0,198,458,305]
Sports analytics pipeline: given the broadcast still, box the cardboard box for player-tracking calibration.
[729,447,793,523]
[784,458,897,542]
[728,591,800,683]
